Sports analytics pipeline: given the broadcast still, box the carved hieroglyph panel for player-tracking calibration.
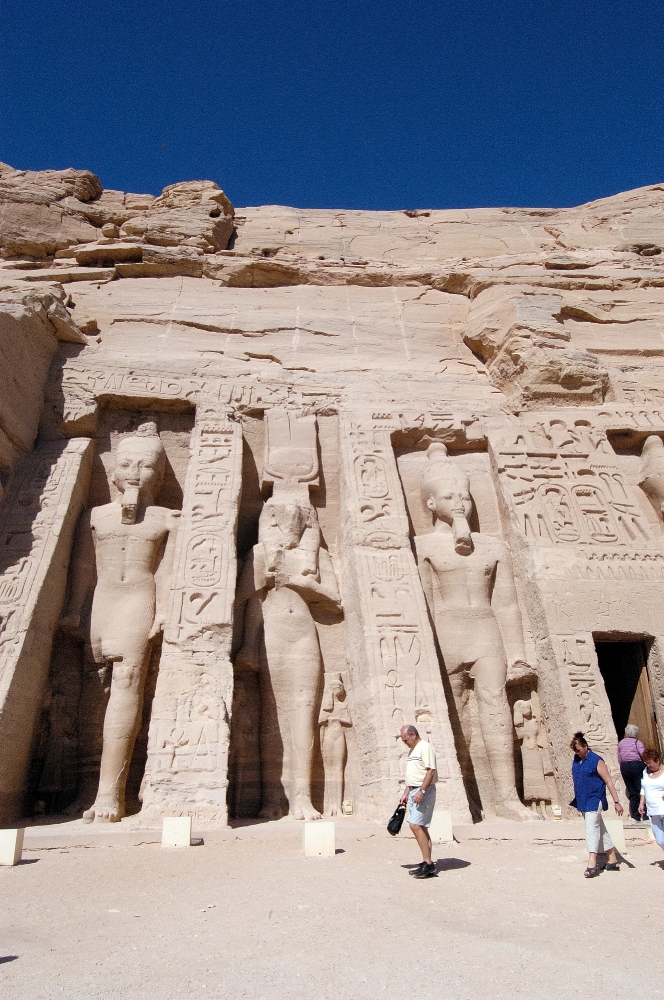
[0,438,94,822]
[140,406,242,825]
[339,412,471,823]
[493,417,653,548]
[552,633,622,795]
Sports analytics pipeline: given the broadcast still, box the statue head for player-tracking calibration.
[113,422,166,521]
[321,672,346,713]
[420,443,473,554]
[258,498,320,576]
[513,699,534,725]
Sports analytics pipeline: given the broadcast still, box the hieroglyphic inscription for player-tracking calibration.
[339,412,470,821]
[0,438,94,822]
[493,417,652,547]
[553,633,621,792]
[140,406,242,825]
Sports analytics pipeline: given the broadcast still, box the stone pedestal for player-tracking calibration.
[304,821,335,857]
[0,828,24,865]
[162,816,192,848]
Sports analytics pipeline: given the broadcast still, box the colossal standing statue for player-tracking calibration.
[414,443,532,820]
[318,672,352,817]
[234,410,341,820]
[61,423,179,822]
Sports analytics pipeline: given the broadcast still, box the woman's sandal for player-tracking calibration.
[584,866,601,878]
[604,862,620,871]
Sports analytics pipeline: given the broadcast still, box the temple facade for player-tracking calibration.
[1,162,664,827]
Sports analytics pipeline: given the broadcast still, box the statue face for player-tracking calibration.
[259,503,308,549]
[425,479,473,526]
[113,438,164,500]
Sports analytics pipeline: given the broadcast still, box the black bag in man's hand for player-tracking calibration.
[387,804,406,836]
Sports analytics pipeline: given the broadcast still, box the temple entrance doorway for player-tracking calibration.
[594,639,661,753]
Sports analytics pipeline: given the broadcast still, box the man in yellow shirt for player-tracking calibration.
[399,725,438,878]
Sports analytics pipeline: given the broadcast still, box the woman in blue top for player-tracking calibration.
[570,731,624,878]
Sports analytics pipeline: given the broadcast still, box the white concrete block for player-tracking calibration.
[0,828,24,866]
[429,808,453,844]
[304,821,335,857]
[162,816,192,849]
[604,817,626,854]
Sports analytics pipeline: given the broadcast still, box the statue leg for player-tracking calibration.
[83,642,150,823]
[289,699,321,821]
[258,665,287,820]
[64,659,110,816]
[472,656,532,821]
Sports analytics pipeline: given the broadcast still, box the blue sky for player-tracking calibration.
[1,1,662,209]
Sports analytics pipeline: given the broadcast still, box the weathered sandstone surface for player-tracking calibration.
[1,163,664,830]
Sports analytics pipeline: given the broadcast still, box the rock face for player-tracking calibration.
[1,163,664,828]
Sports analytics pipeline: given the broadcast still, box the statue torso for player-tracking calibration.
[91,503,173,587]
[416,531,502,610]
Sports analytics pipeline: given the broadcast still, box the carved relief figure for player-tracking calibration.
[513,697,551,819]
[318,672,352,816]
[61,423,179,822]
[415,443,532,820]
[234,409,341,821]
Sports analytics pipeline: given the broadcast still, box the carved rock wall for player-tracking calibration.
[1,164,664,824]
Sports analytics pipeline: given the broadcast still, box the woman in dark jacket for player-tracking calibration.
[571,731,624,878]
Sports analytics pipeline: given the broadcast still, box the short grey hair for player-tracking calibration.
[625,724,639,738]
[404,725,419,738]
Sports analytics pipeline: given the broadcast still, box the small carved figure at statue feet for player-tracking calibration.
[292,795,322,821]
[82,793,123,823]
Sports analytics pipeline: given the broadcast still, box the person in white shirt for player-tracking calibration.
[639,748,664,851]
[399,725,438,879]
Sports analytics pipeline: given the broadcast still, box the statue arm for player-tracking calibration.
[288,548,341,611]
[60,510,95,632]
[235,548,267,606]
[152,512,180,637]
[414,544,435,612]
[235,595,264,672]
[234,549,267,672]
[491,544,528,668]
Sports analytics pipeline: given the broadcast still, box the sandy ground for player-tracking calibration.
[1,819,664,1000]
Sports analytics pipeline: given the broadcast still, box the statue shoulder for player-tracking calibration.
[147,505,181,525]
[90,503,116,524]
[473,532,508,555]
[414,533,436,558]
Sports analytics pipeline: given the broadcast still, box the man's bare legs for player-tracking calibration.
[410,822,432,865]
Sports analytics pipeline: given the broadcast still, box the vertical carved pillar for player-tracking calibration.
[0,438,94,822]
[338,413,470,822]
[140,404,242,826]
[551,632,621,809]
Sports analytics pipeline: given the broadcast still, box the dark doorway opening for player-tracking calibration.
[595,640,661,752]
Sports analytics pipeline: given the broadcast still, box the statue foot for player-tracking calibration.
[82,794,124,824]
[494,796,535,822]
[258,805,282,821]
[292,796,321,821]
